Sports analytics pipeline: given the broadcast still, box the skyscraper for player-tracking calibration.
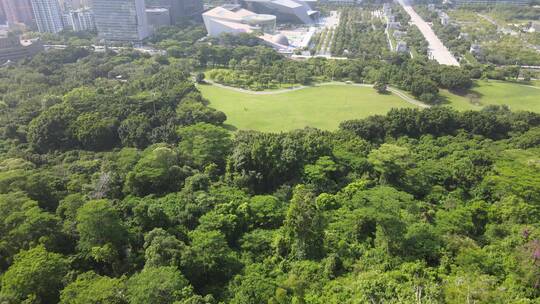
[64,7,95,31]
[146,0,203,24]
[59,0,92,10]
[31,0,64,33]
[93,0,149,44]
[1,0,35,27]
[0,3,6,25]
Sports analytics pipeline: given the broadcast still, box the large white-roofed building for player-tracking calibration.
[202,5,292,51]
[241,0,318,24]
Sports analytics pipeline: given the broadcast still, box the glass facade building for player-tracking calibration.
[31,0,64,33]
[93,0,149,43]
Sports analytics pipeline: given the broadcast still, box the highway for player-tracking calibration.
[397,0,459,66]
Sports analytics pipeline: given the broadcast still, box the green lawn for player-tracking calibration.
[440,80,540,112]
[199,84,416,132]
[199,81,540,132]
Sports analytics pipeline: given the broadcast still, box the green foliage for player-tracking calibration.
[60,272,127,304]
[27,104,77,152]
[177,123,232,170]
[144,228,185,268]
[1,39,540,304]
[72,113,118,151]
[0,246,68,304]
[125,146,187,196]
[368,143,412,184]
[127,267,194,304]
[181,229,241,291]
[76,199,127,260]
[0,192,61,269]
[283,185,325,260]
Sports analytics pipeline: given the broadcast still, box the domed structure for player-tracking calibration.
[272,34,289,46]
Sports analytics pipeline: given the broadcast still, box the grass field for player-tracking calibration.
[199,81,540,132]
[440,80,540,112]
[199,84,415,132]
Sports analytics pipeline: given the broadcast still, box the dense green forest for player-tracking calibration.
[1,41,540,304]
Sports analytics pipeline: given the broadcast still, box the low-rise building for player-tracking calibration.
[531,21,540,32]
[396,40,408,53]
[387,21,400,29]
[439,12,449,26]
[470,43,482,55]
[392,30,406,39]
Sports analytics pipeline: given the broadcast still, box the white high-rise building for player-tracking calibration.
[64,7,95,31]
[93,0,150,44]
[30,0,64,33]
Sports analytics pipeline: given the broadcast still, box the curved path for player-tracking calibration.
[201,79,430,108]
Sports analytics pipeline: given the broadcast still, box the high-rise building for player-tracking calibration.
[145,0,203,24]
[93,0,149,44]
[59,0,92,10]
[0,0,35,27]
[64,7,95,31]
[0,3,6,25]
[31,0,64,33]
[146,7,170,31]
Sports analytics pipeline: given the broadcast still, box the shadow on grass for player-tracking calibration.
[222,124,238,132]
[446,87,485,107]
[437,94,453,106]
[503,79,533,86]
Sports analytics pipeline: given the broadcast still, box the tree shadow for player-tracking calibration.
[222,123,238,132]
[437,94,453,106]
[445,86,485,107]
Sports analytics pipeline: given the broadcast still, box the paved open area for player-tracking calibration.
[398,0,459,66]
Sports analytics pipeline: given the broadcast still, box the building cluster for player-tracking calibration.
[202,0,318,51]
[382,3,408,54]
[427,4,451,26]
[0,0,203,44]
[0,0,95,33]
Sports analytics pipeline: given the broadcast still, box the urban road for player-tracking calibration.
[397,0,460,66]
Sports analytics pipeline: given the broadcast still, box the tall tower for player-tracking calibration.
[30,0,64,33]
[146,0,203,24]
[93,0,149,44]
[0,2,6,24]
[59,0,91,10]
[1,0,35,27]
